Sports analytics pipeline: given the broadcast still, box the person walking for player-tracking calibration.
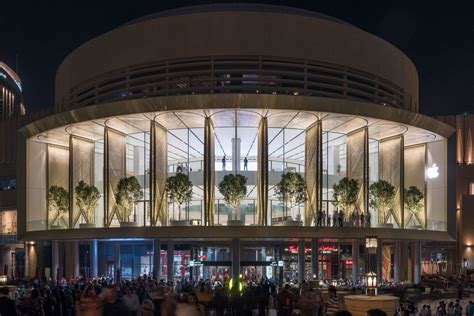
[244,157,248,171]
[123,286,141,316]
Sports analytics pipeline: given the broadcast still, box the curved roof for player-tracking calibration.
[0,61,22,91]
[121,3,354,28]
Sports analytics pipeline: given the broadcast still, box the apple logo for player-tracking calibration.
[426,163,439,179]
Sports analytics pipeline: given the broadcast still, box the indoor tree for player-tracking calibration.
[332,177,359,216]
[75,180,101,225]
[369,179,395,223]
[404,185,424,227]
[166,172,193,221]
[115,176,143,223]
[274,171,306,220]
[48,185,69,228]
[218,174,247,221]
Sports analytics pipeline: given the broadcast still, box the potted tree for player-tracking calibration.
[48,185,69,229]
[274,171,306,226]
[75,180,101,228]
[332,177,359,227]
[369,180,395,228]
[218,173,247,226]
[166,172,193,226]
[404,186,424,229]
[115,176,143,227]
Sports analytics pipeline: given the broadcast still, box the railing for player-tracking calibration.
[66,56,413,111]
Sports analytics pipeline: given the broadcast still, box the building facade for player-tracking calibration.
[18,4,456,284]
[434,114,474,274]
[0,62,26,279]
[0,62,24,119]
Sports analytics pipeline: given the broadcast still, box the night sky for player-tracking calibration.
[1,0,473,115]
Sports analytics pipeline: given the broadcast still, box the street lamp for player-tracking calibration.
[365,271,377,296]
[365,236,378,296]
[365,237,378,253]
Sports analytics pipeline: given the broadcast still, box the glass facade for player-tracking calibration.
[25,109,448,232]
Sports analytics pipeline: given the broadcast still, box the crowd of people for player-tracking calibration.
[316,210,372,228]
[0,275,387,316]
[0,275,472,316]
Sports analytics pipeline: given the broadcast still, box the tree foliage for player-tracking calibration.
[218,174,247,220]
[166,172,193,219]
[115,176,143,222]
[75,180,100,224]
[275,171,306,217]
[332,177,359,212]
[369,180,395,223]
[404,186,424,214]
[48,185,69,226]
[369,180,395,212]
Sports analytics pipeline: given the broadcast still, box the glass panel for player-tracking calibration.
[94,140,104,227]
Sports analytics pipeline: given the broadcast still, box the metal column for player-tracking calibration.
[257,117,268,225]
[393,242,400,282]
[204,117,215,226]
[232,238,240,281]
[298,239,306,284]
[311,238,319,278]
[91,240,98,278]
[167,241,174,282]
[352,240,359,283]
[413,241,421,283]
[153,239,161,280]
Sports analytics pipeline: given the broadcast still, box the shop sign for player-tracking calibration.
[189,260,203,267]
[319,245,338,254]
[270,260,284,267]
[286,246,311,253]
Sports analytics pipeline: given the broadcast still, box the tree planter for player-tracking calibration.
[274,219,302,227]
[120,222,137,227]
[170,220,191,226]
[51,225,66,230]
[79,223,96,229]
[227,219,244,226]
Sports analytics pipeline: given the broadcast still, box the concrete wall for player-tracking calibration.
[55,6,418,111]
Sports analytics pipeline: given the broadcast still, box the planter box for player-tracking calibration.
[273,220,303,227]
[170,220,191,226]
[120,222,137,227]
[227,220,244,226]
[79,223,96,229]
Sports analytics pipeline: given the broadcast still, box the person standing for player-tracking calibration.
[244,157,248,171]
[222,155,226,171]
[338,210,344,227]
[317,210,323,227]
[0,286,16,316]
[366,212,371,228]
[360,212,365,227]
